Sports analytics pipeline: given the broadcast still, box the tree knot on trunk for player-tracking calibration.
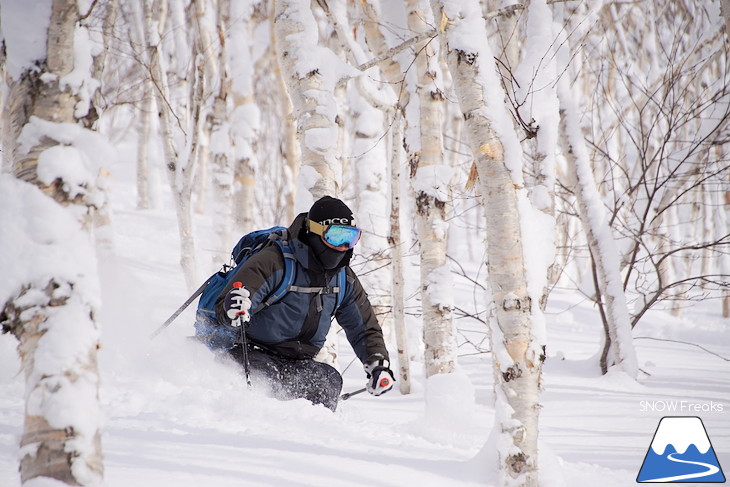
[502,363,522,382]
[502,293,531,312]
[506,452,529,475]
[455,49,478,66]
[1,280,72,339]
[430,88,445,102]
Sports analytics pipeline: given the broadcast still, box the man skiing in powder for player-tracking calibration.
[195,196,394,411]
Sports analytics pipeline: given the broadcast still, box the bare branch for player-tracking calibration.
[634,337,730,361]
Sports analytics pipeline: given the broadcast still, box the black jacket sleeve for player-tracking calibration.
[336,268,389,363]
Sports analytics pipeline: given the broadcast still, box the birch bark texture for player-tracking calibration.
[143,0,199,291]
[229,0,261,236]
[274,0,345,203]
[406,0,456,378]
[358,0,412,392]
[389,108,411,394]
[1,0,105,483]
[429,1,541,485]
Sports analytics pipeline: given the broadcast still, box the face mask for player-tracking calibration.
[306,233,347,269]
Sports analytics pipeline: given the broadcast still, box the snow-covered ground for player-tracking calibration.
[1,160,728,487]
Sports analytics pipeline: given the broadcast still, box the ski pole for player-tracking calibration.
[149,274,214,339]
[340,387,366,400]
[232,282,252,388]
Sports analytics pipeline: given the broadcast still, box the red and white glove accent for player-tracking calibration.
[224,282,251,325]
[364,354,395,396]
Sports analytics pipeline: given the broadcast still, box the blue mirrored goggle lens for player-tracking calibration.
[323,225,361,248]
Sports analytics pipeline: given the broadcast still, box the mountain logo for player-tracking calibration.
[637,416,726,483]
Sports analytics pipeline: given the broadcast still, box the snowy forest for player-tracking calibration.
[0,0,728,486]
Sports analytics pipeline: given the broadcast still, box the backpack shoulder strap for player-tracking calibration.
[333,267,347,315]
[251,238,297,314]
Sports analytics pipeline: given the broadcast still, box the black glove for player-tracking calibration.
[364,353,395,396]
[224,282,251,325]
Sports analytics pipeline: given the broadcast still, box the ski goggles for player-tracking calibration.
[307,219,362,249]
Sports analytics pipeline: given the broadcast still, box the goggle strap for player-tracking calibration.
[308,219,327,237]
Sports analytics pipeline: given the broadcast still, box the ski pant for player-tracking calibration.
[230,345,343,411]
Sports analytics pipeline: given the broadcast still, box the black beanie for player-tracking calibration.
[308,196,356,227]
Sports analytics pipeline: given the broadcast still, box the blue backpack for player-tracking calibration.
[196,226,347,320]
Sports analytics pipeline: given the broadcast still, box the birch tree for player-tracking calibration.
[358,0,414,393]
[0,0,106,483]
[406,0,456,378]
[118,0,156,211]
[143,0,202,291]
[558,87,639,377]
[228,0,262,237]
[389,107,411,394]
[270,7,301,223]
[274,0,348,202]
[429,0,543,484]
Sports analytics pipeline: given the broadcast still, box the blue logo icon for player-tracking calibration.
[637,416,726,483]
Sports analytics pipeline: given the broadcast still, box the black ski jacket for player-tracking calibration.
[212,213,389,362]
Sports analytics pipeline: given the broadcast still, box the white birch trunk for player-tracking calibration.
[358,0,412,391]
[136,80,154,210]
[389,108,411,394]
[192,0,218,217]
[430,1,541,484]
[406,0,456,379]
[131,0,154,211]
[1,1,104,483]
[274,0,341,201]
[144,0,198,291]
[232,1,269,231]
[711,149,730,318]
[358,0,410,108]
[558,86,639,378]
[200,0,235,263]
[271,18,300,223]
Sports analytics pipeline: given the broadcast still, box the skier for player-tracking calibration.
[196,196,394,411]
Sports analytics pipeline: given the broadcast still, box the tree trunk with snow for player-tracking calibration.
[389,108,411,394]
[228,0,262,237]
[274,0,341,201]
[196,0,236,263]
[358,0,411,109]
[558,87,639,378]
[430,1,542,484]
[271,18,301,224]
[1,1,105,483]
[358,0,412,391]
[130,0,155,211]
[406,0,456,378]
[136,79,154,210]
[144,0,198,291]
[711,148,730,318]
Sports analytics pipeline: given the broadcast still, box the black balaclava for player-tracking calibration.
[306,196,355,270]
